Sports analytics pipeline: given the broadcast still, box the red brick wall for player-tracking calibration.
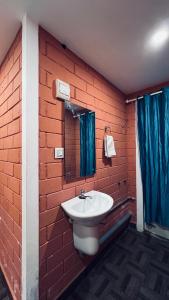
[0,30,22,300]
[39,28,134,300]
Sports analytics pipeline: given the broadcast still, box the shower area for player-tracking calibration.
[135,87,169,239]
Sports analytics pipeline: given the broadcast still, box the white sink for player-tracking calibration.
[61,190,113,255]
[61,190,113,226]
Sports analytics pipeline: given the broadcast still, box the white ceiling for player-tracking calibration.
[1,0,169,94]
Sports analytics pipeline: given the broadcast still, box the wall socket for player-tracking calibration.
[54,148,64,159]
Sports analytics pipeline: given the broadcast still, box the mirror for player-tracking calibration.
[64,101,96,181]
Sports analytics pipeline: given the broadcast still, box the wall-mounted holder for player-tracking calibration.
[105,126,112,134]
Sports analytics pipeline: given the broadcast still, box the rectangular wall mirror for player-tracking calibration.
[64,101,96,182]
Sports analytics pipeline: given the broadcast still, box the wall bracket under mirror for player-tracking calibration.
[64,101,96,182]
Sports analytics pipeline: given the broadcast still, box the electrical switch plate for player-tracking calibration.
[55,79,70,101]
[54,148,64,159]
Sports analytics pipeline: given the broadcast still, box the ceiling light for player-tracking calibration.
[149,27,169,49]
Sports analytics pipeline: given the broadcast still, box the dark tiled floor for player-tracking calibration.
[63,228,169,300]
[0,272,12,300]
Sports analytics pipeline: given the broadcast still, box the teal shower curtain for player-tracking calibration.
[80,112,96,177]
[137,88,169,228]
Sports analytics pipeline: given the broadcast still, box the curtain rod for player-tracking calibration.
[126,90,163,104]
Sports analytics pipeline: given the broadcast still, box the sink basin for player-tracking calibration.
[61,190,114,255]
[61,190,113,225]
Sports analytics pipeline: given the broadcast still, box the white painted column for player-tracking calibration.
[135,102,144,232]
[22,15,39,300]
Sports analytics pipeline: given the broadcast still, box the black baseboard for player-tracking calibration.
[129,222,136,229]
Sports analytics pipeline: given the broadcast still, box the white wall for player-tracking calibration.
[22,15,39,300]
[135,102,144,232]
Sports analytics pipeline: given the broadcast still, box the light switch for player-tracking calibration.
[55,79,70,101]
[54,148,64,159]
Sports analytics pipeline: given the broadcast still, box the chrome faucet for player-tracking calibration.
[79,189,92,199]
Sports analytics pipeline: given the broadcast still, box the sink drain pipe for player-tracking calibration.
[99,212,132,245]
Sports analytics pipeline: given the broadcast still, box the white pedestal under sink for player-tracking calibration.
[61,190,114,255]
